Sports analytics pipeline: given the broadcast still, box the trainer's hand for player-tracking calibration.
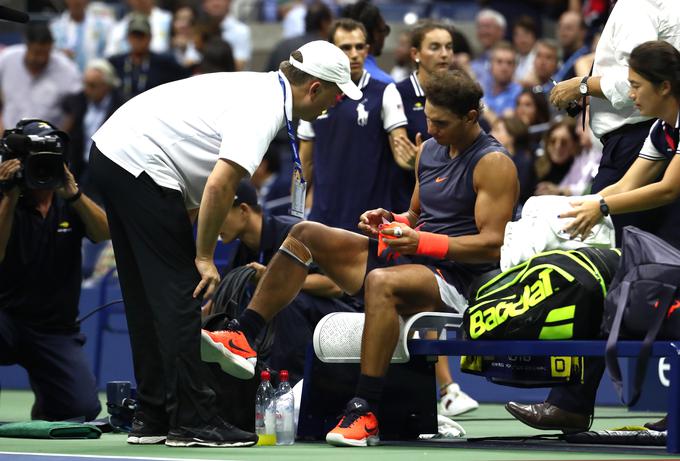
[550,77,581,110]
[194,257,220,301]
[359,208,392,236]
[383,223,419,255]
[246,261,266,283]
[559,199,602,240]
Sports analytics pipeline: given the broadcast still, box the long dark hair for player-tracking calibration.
[629,40,680,100]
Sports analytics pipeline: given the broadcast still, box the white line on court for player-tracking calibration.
[0,452,242,461]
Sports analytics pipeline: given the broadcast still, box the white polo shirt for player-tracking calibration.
[92,71,291,208]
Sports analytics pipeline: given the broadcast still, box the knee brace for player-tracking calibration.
[278,235,313,268]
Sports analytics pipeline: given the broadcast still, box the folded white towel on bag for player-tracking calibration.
[500,195,616,271]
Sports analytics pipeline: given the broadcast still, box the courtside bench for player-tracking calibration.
[302,312,680,453]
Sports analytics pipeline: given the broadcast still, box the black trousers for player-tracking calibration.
[89,146,216,428]
[0,310,101,421]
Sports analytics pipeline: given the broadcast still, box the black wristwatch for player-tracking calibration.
[599,198,610,217]
[579,76,589,96]
[65,189,82,204]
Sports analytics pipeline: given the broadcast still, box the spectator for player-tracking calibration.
[491,115,535,205]
[197,38,235,73]
[534,118,598,196]
[523,39,560,94]
[515,88,551,128]
[0,23,81,133]
[105,0,173,57]
[512,15,538,82]
[341,0,393,84]
[202,0,252,70]
[297,19,409,232]
[49,0,115,71]
[62,59,124,196]
[171,4,201,68]
[280,0,307,39]
[482,42,522,121]
[470,8,506,89]
[390,30,412,83]
[109,14,191,102]
[264,0,333,72]
[553,11,590,82]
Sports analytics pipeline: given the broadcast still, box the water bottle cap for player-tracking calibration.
[280,370,288,381]
[261,370,270,381]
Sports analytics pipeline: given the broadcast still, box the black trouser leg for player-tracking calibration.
[546,357,605,415]
[90,147,216,428]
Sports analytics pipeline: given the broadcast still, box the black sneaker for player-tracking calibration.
[127,414,169,445]
[165,417,258,447]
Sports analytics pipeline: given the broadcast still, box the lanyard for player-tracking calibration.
[278,74,305,183]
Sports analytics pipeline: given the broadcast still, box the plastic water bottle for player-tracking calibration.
[255,370,277,446]
[275,370,295,445]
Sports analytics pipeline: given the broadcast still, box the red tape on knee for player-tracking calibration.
[415,232,448,259]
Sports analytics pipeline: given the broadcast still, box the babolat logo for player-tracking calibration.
[468,268,555,339]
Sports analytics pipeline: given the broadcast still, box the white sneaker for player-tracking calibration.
[437,383,479,417]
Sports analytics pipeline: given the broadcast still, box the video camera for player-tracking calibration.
[0,119,68,191]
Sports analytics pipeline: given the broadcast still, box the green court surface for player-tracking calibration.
[1,390,678,461]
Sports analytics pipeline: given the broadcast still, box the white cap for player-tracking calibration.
[289,40,363,101]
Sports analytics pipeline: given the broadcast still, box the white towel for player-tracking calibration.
[500,195,615,270]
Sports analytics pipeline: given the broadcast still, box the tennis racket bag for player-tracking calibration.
[461,247,620,386]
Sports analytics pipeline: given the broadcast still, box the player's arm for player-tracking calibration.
[446,152,518,263]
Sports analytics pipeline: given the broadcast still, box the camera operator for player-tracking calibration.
[0,152,109,421]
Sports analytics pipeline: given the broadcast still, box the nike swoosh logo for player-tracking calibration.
[435,177,447,183]
[364,425,377,433]
[353,402,362,409]
[228,339,251,355]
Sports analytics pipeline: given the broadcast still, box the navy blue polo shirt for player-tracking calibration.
[0,195,86,333]
[230,214,301,268]
[394,72,431,210]
[639,113,680,162]
[396,72,430,144]
[298,71,408,231]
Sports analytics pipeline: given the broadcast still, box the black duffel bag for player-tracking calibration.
[603,226,680,406]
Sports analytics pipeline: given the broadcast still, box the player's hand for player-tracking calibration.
[194,257,220,301]
[246,261,267,283]
[559,199,603,240]
[201,299,214,319]
[358,208,392,236]
[383,223,419,255]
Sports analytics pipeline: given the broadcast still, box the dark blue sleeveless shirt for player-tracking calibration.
[417,131,509,237]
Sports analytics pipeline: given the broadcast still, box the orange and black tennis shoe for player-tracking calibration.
[326,398,380,447]
[200,320,256,379]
